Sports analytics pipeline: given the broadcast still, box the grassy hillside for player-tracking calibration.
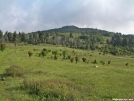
[0,43,134,101]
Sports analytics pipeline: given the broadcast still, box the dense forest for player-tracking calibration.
[1,25,134,55]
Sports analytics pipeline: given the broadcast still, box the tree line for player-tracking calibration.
[1,26,134,55]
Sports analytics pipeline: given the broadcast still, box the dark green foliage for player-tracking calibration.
[4,65,24,77]
[52,50,59,55]
[28,51,33,57]
[62,50,67,59]
[43,48,47,52]
[82,58,87,63]
[92,60,97,64]
[54,55,58,60]
[0,43,6,51]
[38,53,41,57]
[75,56,79,64]
[100,60,105,65]
[41,51,47,57]
[108,61,111,64]
[126,63,129,66]
[2,26,134,55]
[68,55,71,59]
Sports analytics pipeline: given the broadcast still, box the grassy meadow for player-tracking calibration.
[0,43,134,101]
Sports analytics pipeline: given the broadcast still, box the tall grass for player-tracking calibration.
[20,79,84,101]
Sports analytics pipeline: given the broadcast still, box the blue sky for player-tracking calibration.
[0,0,134,34]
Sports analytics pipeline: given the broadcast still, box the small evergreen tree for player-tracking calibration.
[108,61,111,64]
[75,56,79,64]
[28,51,33,57]
[82,58,87,63]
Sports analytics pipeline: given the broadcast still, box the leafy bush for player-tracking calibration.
[108,61,111,64]
[92,60,97,64]
[0,43,6,51]
[4,65,25,77]
[100,60,105,65]
[75,56,79,64]
[41,51,47,57]
[28,51,33,57]
[82,58,87,63]
[126,63,129,66]
[70,58,74,63]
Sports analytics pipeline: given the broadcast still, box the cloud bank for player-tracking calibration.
[0,0,134,34]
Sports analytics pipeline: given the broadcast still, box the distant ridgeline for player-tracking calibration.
[1,25,134,55]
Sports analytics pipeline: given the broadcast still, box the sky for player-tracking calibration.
[0,0,134,34]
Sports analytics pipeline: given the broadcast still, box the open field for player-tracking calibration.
[0,43,134,101]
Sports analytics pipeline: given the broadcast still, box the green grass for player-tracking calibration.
[0,43,134,101]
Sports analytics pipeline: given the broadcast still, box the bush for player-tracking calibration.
[70,58,74,63]
[126,63,129,66]
[4,65,25,77]
[68,56,71,59]
[92,60,97,64]
[54,55,58,60]
[41,51,47,57]
[28,51,33,57]
[82,58,87,63]
[108,61,111,64]
[0,43,6,51]
[75,56,79,64]
[100,60,105,65]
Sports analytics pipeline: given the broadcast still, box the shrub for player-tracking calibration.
[126,63,129,66]
[82,58,87,63]
[62,50,67,60]
[108,61,111,64]
[70,58,74,63]
[68,56,71,59]
[28,51,33,57]
[75,56,79,64]
[54,55,58,60]
[52,50,59,55]
[41,51,47,57]
[43,48,47,52]
[0,43,6,51]
[93,60,97,64]
[4,65,25,77]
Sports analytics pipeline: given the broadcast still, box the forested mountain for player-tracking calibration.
[1,25,134,55]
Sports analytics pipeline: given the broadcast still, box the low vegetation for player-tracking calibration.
[4,65,25,77]
[0,43,134,100]
[20,79,84,101]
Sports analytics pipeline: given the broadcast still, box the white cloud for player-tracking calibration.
[0,0,134,34]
